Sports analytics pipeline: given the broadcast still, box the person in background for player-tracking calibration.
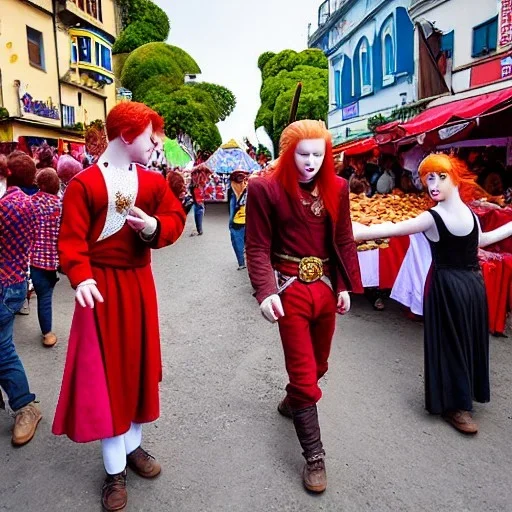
[228,170,249,270]
[56,155,83,197]
[0,152,41,446]
[189,164,209,236]
[30,168,62,348]
[376,156,396,195]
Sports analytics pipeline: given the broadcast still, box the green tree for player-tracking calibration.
[256,48,329,150]
[113,0,170,54]
[121,42,201,98]
[151,93,221,153]
[188,83,236,121]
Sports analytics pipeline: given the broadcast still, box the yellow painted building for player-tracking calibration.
[0,0,120,149]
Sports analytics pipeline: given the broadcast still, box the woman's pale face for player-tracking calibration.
[426,172,454,202]
[124,123,160,165]
[294,138,326,183]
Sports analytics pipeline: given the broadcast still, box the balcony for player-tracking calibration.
[62,28,114,91]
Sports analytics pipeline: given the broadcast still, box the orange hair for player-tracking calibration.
[36,167,60,195]
[418,153,491,204]
[270,120,340,222]
[106,102,164,143]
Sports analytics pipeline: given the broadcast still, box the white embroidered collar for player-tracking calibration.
[97,157,139,241]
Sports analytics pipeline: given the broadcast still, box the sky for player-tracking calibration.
[153,0,320,145]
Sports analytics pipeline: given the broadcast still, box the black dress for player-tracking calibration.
[423,209,490,414]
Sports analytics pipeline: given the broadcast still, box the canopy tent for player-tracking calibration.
[333,137,378,157]
[163,138,193,168]
[206,146,260,174]
[375,87,512,145]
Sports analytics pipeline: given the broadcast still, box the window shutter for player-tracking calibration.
[28,40,41,66]
[395,7,414,75]
[342,56,353,107]
[372,31,382,91]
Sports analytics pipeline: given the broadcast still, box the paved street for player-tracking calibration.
[1,204,512,512]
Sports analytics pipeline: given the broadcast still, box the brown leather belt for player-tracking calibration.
[274,253,329,283]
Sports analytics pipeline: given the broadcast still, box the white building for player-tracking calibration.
[308,0,416,145]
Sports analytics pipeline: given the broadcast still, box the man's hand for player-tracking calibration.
[76,279,104,308]
[337,291,350,315]
[126,206,157,236]
[260,294,285,323]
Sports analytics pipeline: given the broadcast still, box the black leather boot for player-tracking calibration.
[292,405,327,493]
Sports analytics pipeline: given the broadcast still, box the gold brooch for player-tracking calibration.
[115,192,133,214]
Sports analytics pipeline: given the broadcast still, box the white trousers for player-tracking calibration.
[101,422,142,475]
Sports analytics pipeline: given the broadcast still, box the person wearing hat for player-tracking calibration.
[229,170,249,270]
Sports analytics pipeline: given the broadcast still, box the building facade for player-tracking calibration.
[309,0,415,145]
[410,0,512,102]
[0,0,119,153]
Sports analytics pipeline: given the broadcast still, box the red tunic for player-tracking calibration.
[53,164,186,442]
[245,176,363,304]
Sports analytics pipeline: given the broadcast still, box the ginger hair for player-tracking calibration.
[270,120,340,222]
[106,102,164,143]
[418,153,492,204]
[7,153,36,188]
[36,168,60,195]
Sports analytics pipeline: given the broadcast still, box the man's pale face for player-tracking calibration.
[426,172,454,202]
[124,123,160,165]
[294,138,326,183]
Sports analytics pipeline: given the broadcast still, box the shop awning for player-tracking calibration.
[376,87,512,144]
[333,137,377,156]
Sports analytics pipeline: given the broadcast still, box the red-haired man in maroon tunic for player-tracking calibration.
[53,102,186,511]
[246,120,362,493]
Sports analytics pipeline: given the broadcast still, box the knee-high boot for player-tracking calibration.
[292,405,327,493]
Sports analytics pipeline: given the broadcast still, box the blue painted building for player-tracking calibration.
[309,0,415,145]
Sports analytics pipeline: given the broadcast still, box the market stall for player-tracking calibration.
[351,191,512,334]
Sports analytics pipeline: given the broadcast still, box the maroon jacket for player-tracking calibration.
[245,175,363,304]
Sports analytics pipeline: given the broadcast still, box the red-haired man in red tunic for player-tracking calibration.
[53,102,186,511]
[246,120,362,493]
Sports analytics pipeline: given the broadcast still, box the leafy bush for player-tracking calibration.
[113,0,170,54]
[188,82,236,121]
[121,42,200,94]
[257,51,276,71]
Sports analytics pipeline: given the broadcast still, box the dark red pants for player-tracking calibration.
[278,280,337,409]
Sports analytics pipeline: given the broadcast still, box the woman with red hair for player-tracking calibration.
[246,120,362,493]
[354,153,512,435]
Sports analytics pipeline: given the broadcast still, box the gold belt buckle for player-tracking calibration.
[298,256,324,283]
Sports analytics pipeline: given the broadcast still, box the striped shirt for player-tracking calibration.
[0,187,37,286]
[30,191,62,270]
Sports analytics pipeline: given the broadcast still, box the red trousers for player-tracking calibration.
[278,280,337,409]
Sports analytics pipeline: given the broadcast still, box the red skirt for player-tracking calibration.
[53,264,162,443]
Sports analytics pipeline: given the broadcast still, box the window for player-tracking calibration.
[359,38,372,94]
[77,36,91,63]
[62,105,76,127]
[94,41,112,71]
[334,69,341,107]
[472,16,498,57]
[72,0,102,22]
[381,16,395,83]
[26,27,45,70]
